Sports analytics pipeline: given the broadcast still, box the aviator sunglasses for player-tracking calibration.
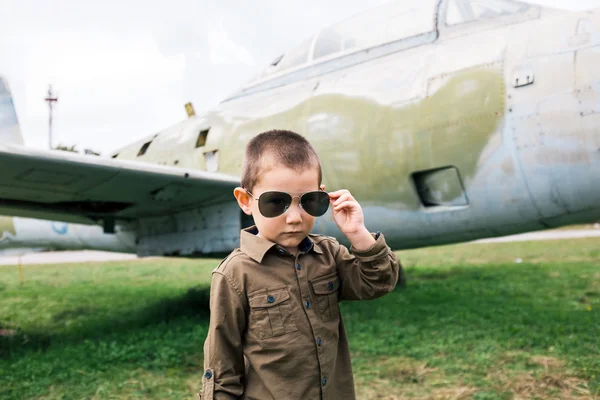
[245,189,330,218]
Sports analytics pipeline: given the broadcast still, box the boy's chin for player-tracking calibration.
[276,232,306,246]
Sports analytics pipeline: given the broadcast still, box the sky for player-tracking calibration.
[1,0,599,155]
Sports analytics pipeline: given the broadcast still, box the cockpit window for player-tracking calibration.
[446,0,530,26]
[313,28,343,60]
[250,0,437,81]
[276,37,313,71]
[312,0,437,62]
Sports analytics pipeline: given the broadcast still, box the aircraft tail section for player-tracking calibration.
[0,76,24,146]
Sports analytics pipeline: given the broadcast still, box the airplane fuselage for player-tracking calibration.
[108,2,600,252]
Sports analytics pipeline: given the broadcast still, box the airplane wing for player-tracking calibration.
[0,145,239,226]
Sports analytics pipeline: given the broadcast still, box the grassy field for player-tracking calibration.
[0,238,599,399]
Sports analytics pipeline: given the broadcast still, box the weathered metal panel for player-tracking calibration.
[136,202,240,256]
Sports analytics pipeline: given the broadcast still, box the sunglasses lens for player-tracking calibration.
[300,191,330,217]
[258,191,292,218]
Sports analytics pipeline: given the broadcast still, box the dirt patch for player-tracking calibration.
[355,356,476,400]
[529,356,565,370]
[356,380,476,400]
[376,356,436,384]
[498,350,530,365]
[491,371,593,399]
[488,354,594,399]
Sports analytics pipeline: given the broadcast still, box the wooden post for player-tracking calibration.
[18,256,23,286]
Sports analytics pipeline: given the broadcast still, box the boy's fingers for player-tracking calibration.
[333,193,353,206]
[333,200,357,212]
[328,189,350,199]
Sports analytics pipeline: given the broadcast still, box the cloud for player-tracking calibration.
[207,19,255,67]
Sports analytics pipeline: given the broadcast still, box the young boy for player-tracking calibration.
[201,130,400,399]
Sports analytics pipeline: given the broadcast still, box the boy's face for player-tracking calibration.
[235,160,323,254]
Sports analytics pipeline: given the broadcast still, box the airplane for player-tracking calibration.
[1,0,599,258]
[0,216,134,253]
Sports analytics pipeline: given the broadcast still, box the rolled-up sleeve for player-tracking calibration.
[335,233,400,301]
[202,272,247,399]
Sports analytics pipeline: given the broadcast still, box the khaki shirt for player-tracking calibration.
[201,226,400,400]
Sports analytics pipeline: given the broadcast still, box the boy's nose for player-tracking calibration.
[285,201,303,224]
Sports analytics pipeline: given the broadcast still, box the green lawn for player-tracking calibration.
[0,238,598,399]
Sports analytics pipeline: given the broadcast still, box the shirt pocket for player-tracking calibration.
[310,273,341,323]
[248,287,298,339]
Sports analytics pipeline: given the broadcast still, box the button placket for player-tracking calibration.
[295,250,329,395]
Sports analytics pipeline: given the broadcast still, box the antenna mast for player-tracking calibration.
[44,85,58,149]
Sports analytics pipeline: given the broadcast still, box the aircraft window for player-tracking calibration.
[196,128,210,148]
[446,0,530,26]
[311,0,436,62]
[277,37,312,71]
[137,141,152,157]
[313,28,342,60]
[239,0,437,92]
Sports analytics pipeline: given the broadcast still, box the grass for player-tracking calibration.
[0,238,599,399]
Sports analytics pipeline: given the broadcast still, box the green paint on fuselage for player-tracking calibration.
[112,66,504,211]
[218,66,504,209]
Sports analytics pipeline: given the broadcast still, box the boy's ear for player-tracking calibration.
[320,184,326,191]
[233,187,253,215]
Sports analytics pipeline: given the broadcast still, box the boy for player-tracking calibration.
[201,130,400,399]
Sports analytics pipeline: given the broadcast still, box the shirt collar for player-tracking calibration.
[240,226,323,263]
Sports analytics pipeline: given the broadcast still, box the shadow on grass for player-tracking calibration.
[0,285,211,359]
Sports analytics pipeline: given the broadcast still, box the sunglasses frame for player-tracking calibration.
[245,189,330,218]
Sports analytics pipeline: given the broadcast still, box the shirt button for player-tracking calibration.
[317,338,323,346]
[204,370,212,380]
[267,295,275,303]
[327,282,334,291]
[296,263,302,270]
[305,300,311,309]
[278,248,285,255]
[322,377,327,386]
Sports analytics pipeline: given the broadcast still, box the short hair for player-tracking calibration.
[241,130,322,191]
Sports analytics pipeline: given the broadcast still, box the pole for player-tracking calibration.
[44,85,58,149]
[18,256,23,286]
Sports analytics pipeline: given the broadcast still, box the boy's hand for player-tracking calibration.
[329,189,376,251]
